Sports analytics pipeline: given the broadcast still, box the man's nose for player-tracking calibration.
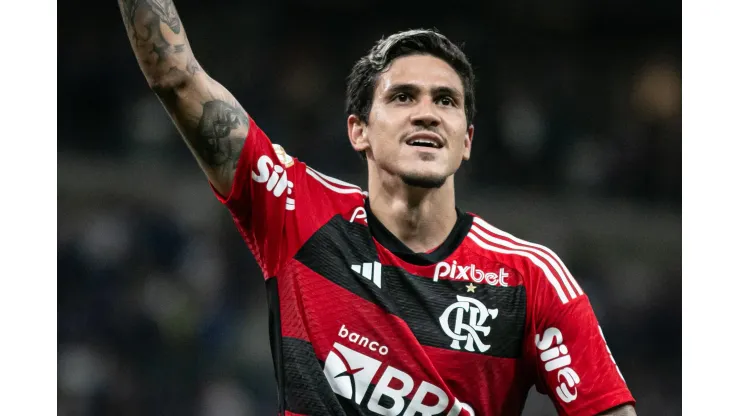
[410,97,441,127]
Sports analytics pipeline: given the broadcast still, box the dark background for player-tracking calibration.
[57,0,681,414]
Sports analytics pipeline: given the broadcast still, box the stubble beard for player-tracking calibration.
[400,172,448,189]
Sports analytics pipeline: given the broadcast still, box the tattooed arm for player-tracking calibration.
[597,404,637,416]
[118,0,247,195]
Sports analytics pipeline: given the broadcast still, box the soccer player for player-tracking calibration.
[118,1,637,415]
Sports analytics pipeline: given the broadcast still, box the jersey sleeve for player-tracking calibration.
[210,116,340,279]
[527,260,635,416]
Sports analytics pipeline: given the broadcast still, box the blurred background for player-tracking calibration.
[58,0,681,414]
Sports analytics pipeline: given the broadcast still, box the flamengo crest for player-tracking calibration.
[439,295,499,353]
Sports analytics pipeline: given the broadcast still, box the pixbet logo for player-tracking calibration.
[433,261,509,287]
[251,155,295,210]
[439,296,498,353]
[323,342,475,416]
[535,327,581,404]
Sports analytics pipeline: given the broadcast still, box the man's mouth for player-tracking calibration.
[404,133,444,149]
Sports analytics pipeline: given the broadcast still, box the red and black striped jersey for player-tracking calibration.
[211,117,635,416]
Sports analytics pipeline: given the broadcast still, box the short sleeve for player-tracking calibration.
[210,116,365,279]
[528,265,635,415]
[210,117,304,278]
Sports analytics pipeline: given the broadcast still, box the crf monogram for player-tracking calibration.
[439,296,499,353]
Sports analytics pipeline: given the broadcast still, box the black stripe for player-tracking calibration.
[265,277,285,414]
[282,337,360,415]
[294,215,402,317]
[294,215,527,358]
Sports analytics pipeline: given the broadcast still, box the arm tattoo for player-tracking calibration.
[185,56,201,75]
[196,100,247,169]
[120,0,248,181]
[597,404,637,416]
[120,0,185,63]
[147,0,180,33]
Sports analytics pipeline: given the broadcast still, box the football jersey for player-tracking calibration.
[211,117,636,416]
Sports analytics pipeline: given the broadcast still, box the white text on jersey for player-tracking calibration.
[535,327,581,404]
[324,342,475,416]
[433,261,509,287]
[338,324,389,355]
[349,206,367,224]
[252,155,295,210]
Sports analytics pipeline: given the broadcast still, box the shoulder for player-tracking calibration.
[463,212,562,267]
[303,165,365,198]
[463,213,584,304]
[259,141,365,201]
[290,160,367,215]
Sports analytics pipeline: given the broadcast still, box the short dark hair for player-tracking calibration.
[346,29,477,127]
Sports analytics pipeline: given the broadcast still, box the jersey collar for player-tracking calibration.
[364,199,473,266]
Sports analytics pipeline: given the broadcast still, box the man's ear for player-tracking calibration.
[348,114,371,154]
[462,124,474,160]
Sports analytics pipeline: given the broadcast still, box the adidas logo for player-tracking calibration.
[351,261,382,288]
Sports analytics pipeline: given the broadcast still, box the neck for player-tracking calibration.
[367,167,458,253]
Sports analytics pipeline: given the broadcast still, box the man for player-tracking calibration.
[118,1,637,415]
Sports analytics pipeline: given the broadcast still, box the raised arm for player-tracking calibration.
[597,404,637,416]
[118,0,248,195]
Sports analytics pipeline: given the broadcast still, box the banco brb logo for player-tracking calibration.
[324,343,382,405]
[323,343,475,415]
[439,296,498,353]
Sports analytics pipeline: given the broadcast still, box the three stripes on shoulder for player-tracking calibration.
[467,217,583,305]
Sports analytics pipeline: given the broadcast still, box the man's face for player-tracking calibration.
[349,54,474,189]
